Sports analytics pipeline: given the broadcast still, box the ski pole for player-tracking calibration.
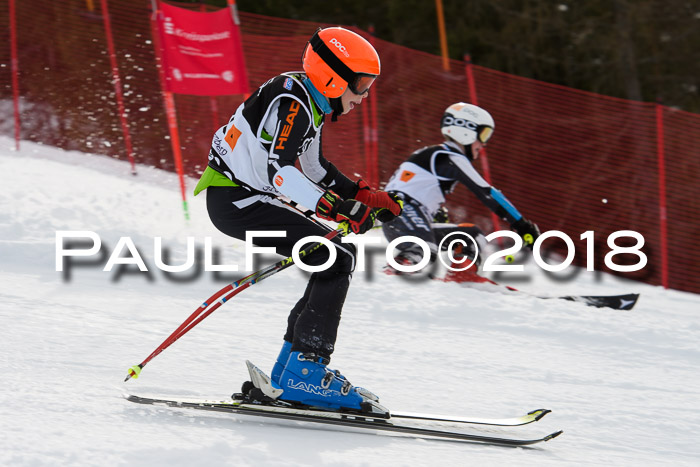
[125,224,347,382]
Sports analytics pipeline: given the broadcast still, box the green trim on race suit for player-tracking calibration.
[310,94,323,127]
[203,72,356,201]
[193,165,239,196]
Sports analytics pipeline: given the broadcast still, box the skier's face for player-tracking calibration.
[470,141,484,160]
[340,87,369,114]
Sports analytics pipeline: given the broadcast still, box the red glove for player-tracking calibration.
[354,180,403,217]
[316,190,375,234]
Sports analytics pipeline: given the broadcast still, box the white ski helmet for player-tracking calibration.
[440,103,495,146]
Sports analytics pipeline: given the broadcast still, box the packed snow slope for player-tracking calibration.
[1,136,699,466]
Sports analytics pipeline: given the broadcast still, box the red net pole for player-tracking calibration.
[200,3,220,133]
[464,54,502,233]
[361,91,372,183]
[150,0,190,221]
[100,0,137,175]
[367,27,379,188]
[164,91,190,220]
[655,101,669,288]
[368,80,379,188]
[227,0,250,100]
[9,0,20,151]
[209,96,220,133]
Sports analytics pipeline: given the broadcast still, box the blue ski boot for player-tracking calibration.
[270,341,352,388]
[272,342,353,388]
[279,351,383,413]
[270,341,292,385]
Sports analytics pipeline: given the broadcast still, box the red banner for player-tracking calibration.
[158,2,249,96]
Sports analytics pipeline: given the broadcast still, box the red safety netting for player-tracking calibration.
[2,0,699,294]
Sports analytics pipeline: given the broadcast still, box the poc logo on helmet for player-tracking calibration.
[329,38,350,57]
[442,115,478,131]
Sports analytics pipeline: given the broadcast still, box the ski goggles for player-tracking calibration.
[477,125,494,144]
[442,115,494,144]
[348,73,376,95]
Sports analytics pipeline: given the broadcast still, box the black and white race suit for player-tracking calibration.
[382,141,523,262]
[198,72,361,360]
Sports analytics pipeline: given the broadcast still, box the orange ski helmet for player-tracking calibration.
[302,27,380,99]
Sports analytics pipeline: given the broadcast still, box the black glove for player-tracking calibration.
[433,206,450,223]
[316,190,375,234]
[511,218,540,249]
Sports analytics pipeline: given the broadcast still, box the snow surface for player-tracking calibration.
[1,135,699,466]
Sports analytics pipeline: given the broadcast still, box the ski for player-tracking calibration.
[390,408,551,426]
[125,394,563,447]
[554,293,639,310]
[438,269,640,310]
[231,380,550,427]
[231,389,550,426]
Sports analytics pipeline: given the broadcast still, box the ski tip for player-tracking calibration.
[528,408,552,421]
[614,293,640,310]
[544,430,564,442]
[571,292,641,310]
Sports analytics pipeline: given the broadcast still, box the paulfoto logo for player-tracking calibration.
[55,229,648,282]
[430,229,648,273]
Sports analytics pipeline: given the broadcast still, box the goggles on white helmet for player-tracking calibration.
[440,103,495,146]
